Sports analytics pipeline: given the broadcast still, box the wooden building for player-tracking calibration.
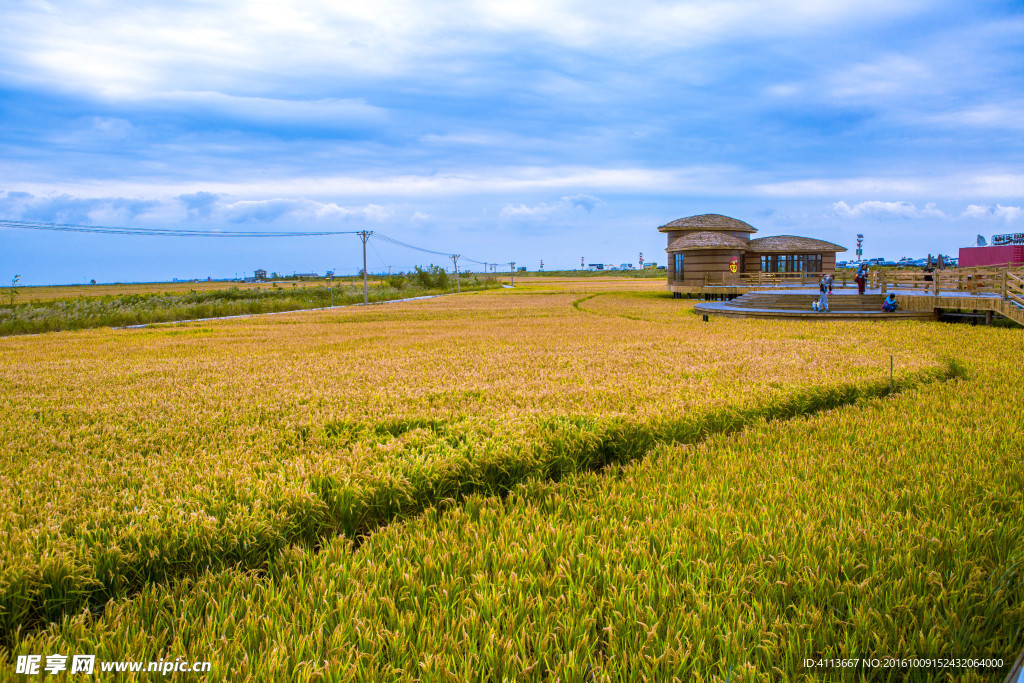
[661,214,846,291]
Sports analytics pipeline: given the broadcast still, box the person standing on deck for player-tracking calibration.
[855,264,868,295]
[819,273,832,312]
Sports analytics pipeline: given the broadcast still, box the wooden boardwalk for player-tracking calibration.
[679,266,1024,326]
[695,291,934,322]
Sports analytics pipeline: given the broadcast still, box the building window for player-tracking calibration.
[674,253,685,280]
[760,254,823,273]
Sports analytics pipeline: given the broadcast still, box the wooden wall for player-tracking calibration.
[672,249,745,286]
[664,229,844,288]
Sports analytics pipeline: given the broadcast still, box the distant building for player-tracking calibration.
[254,269,268,281]
[587,263,605,271]
[959,233,1024,267]
[660,213,846,290]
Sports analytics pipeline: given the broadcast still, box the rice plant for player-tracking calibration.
[0,282,1020,679]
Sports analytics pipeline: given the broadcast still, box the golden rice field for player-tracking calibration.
[0,279,1021,681]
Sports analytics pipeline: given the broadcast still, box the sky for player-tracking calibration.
[0,0,1022,284]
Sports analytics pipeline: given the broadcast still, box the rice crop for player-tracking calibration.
[1,282,1020,679]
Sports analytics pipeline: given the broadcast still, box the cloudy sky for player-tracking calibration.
[1,0,1022,283]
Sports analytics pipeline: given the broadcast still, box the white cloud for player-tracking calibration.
[759,173,1024,200]
[829,200,1024,224]
[925,103,1024,131]
[764,83,801,98]
[832,200,947,219]
[962,204,1023,223]
[759,178,930,197]
[0,189,396,226]
[5,165,732,199]
[0,0,934,98]
[501,193,603,220]
[220,198,393,223]
[0,190,164,224]
[146,92,387,126]
[827,54,932,100]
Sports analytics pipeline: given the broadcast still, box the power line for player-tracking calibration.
[372,232,457,258]
[2,219,512,276]
[0,219,362,237]
[372,232,499,270]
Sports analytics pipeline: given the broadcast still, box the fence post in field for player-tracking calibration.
[881,270,887,295]
[1002,268,1008,300]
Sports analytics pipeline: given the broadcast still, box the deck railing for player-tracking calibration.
[872,266,1024,297]
[704,272,851,287]
[1006,270,1024,309]
[700,265,1024,309]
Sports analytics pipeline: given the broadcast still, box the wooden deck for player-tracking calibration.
[675,266,1024,326]
[695,292,935,322]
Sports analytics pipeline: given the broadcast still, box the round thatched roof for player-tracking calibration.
[747,235,847,253]
[658,213,758,234]
[666,231,749,252]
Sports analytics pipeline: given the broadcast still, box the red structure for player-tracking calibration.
[958,245,1024,268]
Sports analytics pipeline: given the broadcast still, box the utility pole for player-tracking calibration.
[510,261,516,286]
[357,230,372,304]
[451,254,461,293]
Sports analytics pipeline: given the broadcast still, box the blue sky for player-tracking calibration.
[1,0,1022,284]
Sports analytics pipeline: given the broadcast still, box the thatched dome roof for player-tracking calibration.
[666,231,749,252]
[658,213,758,234]
[747,235,847,253]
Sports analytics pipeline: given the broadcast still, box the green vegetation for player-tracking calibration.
[0,275,496,336]
[521,268,665,278]
[4,274,19,306]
